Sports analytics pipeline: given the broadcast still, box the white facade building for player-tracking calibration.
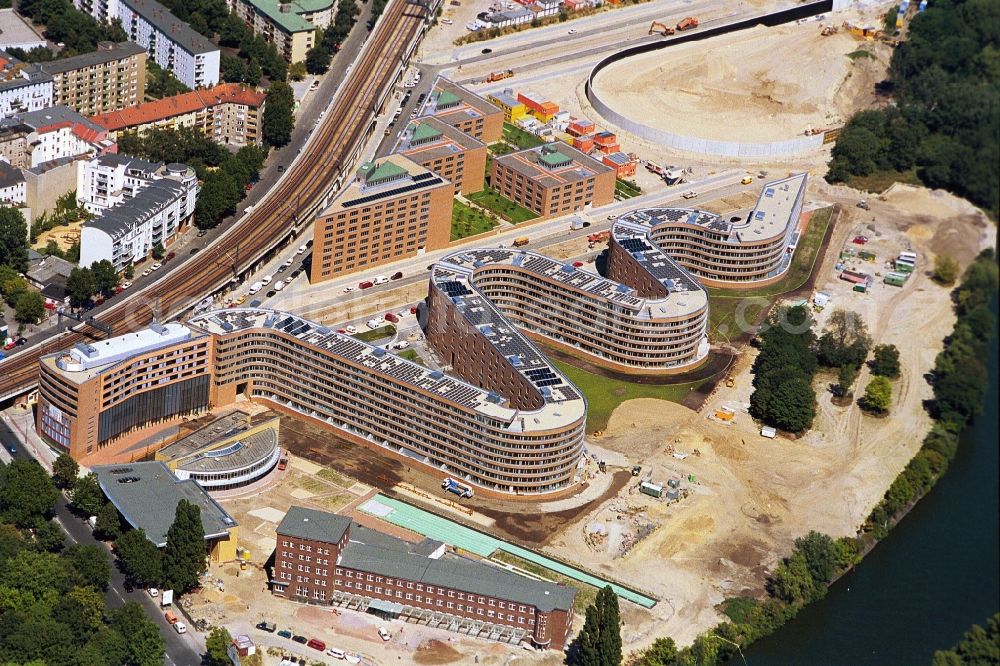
[73,0,220,88]
[80,161,198,270]
[16,106,116,168]
[0,159,26,205]
[77,153,164,215]
[0,62,53,119]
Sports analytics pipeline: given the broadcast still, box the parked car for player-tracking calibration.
[174,622,187,634]
[4,341,16,351]
[283,257,294,267]
[163,252,175,262]
[378,627,391,641]
[277,629,293,639]
[256,621,276,632]
[344,285,355,292]
[121,281,132,289]
[393,341,409,349]
[384,312,399,323]
[390,271,403,280]
[440,17,453,24]
[297,244,307,254]
[572,261,584,267]
[607,214,617,220]
[345,325,357,334]
[164,611,178,624]
[682,191,697,199]
[336,329,347,334]
[15,337,27,346]
[373,275,389,285]
[568,28,577,33]
[366,319,383,330]
[481,47,492,54]
[359,280,374,289]
[292,635,308,645]
[151,262,162,270]
[261,275,273,286]
[274,279,286,292]
[326,647,347,659]
[147,588,159,598]
[307,638,326,651]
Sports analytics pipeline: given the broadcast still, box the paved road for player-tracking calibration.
[0,419,204,665]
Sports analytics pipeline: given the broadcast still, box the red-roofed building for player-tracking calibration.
[601,151,636,178]
[90,83,266,147]
[593,131,620,154]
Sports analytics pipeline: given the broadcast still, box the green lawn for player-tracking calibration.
[615,179,642,199]
[706,206,833,342]
[397,348,424,365]
[491,550,598,615]
[352,324,396,343]
[488,142,515,157]
[467,189,538,224]
[847,168,920,194]
[502,122,545,150]
[551,359,706,432]
[451,199,498,241]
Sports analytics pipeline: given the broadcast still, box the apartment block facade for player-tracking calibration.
[73,0,220,88]
[272,506,575,650]
[490,142,615,218]
[40,42,147,115]
[226,0,333,63]
[310,155,453,283]
[8,106,116,168]
[90,83,265,146]
[394,116,487,196]
[0,58,52,119]
[79,161,198,270]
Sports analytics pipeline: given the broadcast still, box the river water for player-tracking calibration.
[743,310,999,665]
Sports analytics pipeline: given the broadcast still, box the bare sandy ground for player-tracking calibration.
[592,21,890,143]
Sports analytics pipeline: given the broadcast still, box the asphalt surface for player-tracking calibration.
[0,419,204,665]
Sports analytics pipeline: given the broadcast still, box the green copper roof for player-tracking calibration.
[361,160,407,185]
[435,90,461,109]
[244,0,320,33]
[539,149,571,167]
[411,121,443,144]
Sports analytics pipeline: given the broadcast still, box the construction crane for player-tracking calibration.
[648,21,675,36]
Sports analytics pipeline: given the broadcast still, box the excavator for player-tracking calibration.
[648,21,675,36]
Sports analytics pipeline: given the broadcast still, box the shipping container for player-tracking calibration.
[639,482,663,498]
[853,284,867,293]
[884,272,908,287]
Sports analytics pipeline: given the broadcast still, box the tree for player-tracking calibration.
[288,61,307,81]
[32,519,66,552]
[53,585,105,642]
[869,344,901,379]
[94,502,122,541]
[14,290,45,325]
[0,206,29,272]
[815,309,872,369]
[932,613,1000,666]
[570,586,621,666]
[305,45,332,74]
[65,543,112,591]
[833,364,857,398]
[69,473,105,517]
[769,552,817,605]
[195,171,239,229]
[262,81,295,147]
[205,627,233,665]
[108,603,166,666]
[162,499,205,593]
[115,528,163,588]
[793,531,838,585]
[635,638,678,666]
[90,259,119,296]
[52,453,79,489]
[66,267,96,308]
[933,254,960,285]
[0,458,59,527]
[861,375,893,414]
[151,242,165,260]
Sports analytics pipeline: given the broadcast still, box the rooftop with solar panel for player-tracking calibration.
[438,246,707,321]
[320,154,450,214]
[187,309,584,431]
[619,173,807,243]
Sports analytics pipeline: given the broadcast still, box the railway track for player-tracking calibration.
[0,0,426,402]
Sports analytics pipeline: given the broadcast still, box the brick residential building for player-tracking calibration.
[40,42,147,116]
[490,142,615,218]
[272,506,575,650]
[89,83,265,146]
[310,155,453,283]
[419,78,503,144]
[394,116,487,196]
[226,0,333,63]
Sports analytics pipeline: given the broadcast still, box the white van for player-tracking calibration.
[326,647,346,659]
[248,281,263,295]
[261,275,273,286]
[367,319,382,330]
[174,622,187,634]
[274,280,286,292]
[373,275,389,285]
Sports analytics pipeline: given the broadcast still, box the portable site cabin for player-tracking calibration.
[714,407,735,421]
[895,259,915,273]
[813,291,831,308]
[840,270,871,285]
[853,284,868,293]
[761,426,777,439]
[858,251,877,262]
[885,272,908,287]
[640,482,664,498]
[899,251,917,263]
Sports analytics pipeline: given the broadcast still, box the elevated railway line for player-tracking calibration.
[0,0,429,403]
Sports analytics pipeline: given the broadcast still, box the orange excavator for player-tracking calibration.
[649,21,675,36]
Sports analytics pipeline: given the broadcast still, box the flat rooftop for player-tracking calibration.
[394,116,485,164]
[493,142,613,190]
[320,154,449,215]
[43,322,195,383]
[93,461,238,547]
[187,308,584,432]
[0,9,46,48]
[40,42,146,75]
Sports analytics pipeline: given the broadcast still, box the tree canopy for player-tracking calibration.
[932,613,1000,665]
[53,454,80,490]
[869,344,901,379]
[826,0,999,215]
[262,81,295,148]
[0,459,59,527]
[115,528,163,589]
[749,306,818,433]
[162,499,205,593]
[569,586,621,666]
[0,207,29,273]
[815,309,872,370]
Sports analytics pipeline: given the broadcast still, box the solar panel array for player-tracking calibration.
[341,175,445,208]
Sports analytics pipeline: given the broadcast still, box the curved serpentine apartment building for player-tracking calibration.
[626,173,808,286]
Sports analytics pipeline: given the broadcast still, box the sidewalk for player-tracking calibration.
[2,406,55,472]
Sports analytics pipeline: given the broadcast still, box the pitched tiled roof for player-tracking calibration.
[90,84,266,131]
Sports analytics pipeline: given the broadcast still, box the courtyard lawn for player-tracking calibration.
[502,122,545,150]
[451,199,498,241]
[550,359,706,433]
[352,324,396,343]
[467,189,537,224]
